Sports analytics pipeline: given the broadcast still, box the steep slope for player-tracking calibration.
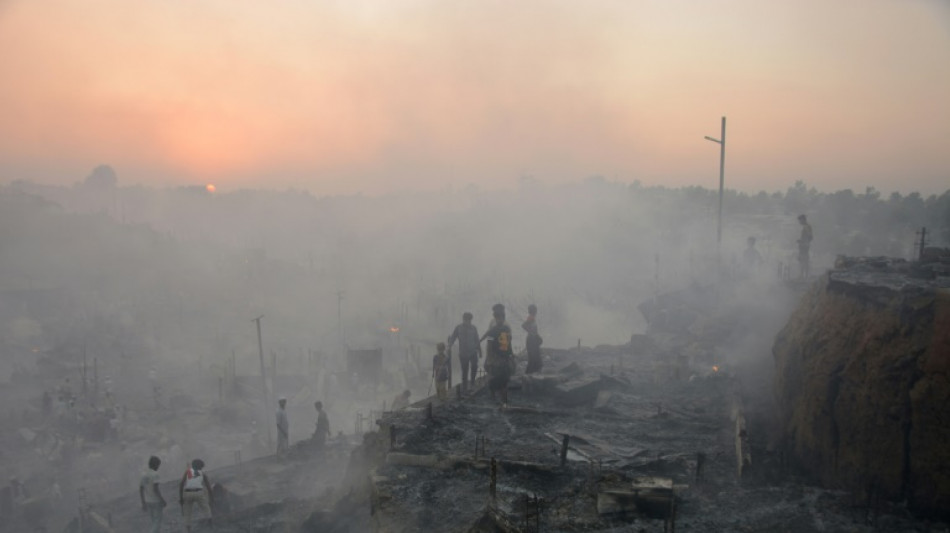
[773,257,950,517]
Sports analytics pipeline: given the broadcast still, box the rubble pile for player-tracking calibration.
[5,270,944,531]
[774,253,950,518]
[363,348,733,532]
[339,343,935,532]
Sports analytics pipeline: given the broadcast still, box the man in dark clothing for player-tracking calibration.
[313,401,330,449]
[448,312,481,393]
[522,304,543,374]
[797,214,813,279]
[481,303,514,406]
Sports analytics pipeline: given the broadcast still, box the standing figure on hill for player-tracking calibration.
[432,343,450,400]
[312,401,330,449]
[448,312,481,393]
[797,214,813,279]
[276,397,289,456]
[482,303,514,407]
[522,304,543,374]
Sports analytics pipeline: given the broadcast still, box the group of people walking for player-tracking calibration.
[435,303,543,407]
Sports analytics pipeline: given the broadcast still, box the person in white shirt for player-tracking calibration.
[138,456,166,533]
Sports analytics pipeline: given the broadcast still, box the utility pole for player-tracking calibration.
[916,227,928,261]
[704,116,727,271]
[271,350,277,388]
[253,315,272,447]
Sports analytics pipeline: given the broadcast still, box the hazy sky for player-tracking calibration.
[1,0,947,195]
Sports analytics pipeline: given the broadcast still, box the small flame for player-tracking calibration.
[389,326,400,333]
[206,183,216,193]
[712,365,720,373]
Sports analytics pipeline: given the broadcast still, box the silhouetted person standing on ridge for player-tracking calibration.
[522,304,543,374]
[432,343,450,400]
[797,214,813,279]
[313,401,330,449]
[482,303,514,407]
[448,312,481,393]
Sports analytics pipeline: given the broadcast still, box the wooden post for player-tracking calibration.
[271,350,277,386]
[736,412,750,480]
[524,493,541,533]
[524,494,531,532]
[490,458,497,501]
[665,496,677,533]
[703,116,726,275]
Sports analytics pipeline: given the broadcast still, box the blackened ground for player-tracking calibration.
[364,346,948,532]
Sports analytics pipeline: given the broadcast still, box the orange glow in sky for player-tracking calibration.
[0,0,947,194]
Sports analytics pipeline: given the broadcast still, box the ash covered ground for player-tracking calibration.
[369,345,944,533]
[56,337,945,532]
[2,272,948,532]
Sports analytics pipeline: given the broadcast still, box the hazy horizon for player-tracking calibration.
[1,0,948,196]
[1,3,949,528]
